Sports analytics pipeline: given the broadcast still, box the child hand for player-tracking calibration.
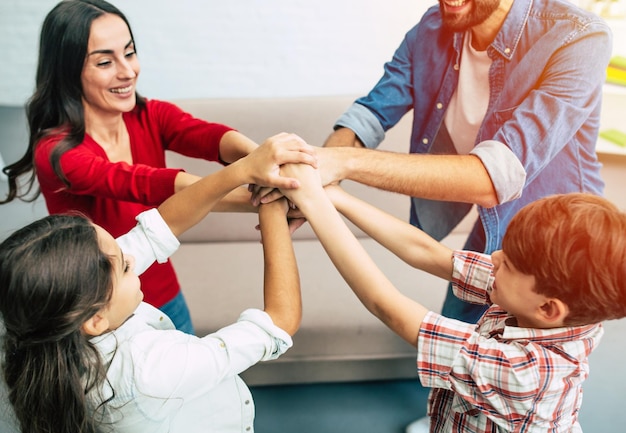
[278,162,323,208]
[314,146,344,187]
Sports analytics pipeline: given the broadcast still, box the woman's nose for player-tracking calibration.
[118,59,137,79]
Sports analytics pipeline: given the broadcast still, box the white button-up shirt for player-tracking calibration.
[91,304,291,433]
[89,209,293,432]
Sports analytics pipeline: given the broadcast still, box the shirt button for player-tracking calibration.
[245,400,250,405]
[504,47,511,54]
[422,138,429,145]
[454,63,460,71]
[246,427,251,431]
[220,342,225,348]
[159,316,164,321]
[436,102,443,110]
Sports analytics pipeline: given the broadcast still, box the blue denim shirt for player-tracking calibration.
[336,0,611,254]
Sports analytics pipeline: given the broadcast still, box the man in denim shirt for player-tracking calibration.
[317,1,610,429]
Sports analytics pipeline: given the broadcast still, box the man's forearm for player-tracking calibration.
[319,146,499,208]
[322,127,365,148]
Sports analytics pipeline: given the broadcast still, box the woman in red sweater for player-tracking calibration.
[1,0,310,334]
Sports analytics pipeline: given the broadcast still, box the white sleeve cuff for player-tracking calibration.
[238,309,293,360]
[116,208,180,276]
[470,140,526,204]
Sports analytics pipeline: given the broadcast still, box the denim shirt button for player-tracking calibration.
[436,102,443,110]
[504,47,511,54]
[454,63,460,71]
[422,137,429,145]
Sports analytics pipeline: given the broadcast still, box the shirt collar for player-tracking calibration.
[453,0,532,60]
[500,321,603,344]
[490,0,532,60]
[481,306,604,346]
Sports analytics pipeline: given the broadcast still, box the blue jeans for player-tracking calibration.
[159,291,195,335]
[440,218,489,324]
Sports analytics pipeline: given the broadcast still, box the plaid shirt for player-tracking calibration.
[417,251,603,432]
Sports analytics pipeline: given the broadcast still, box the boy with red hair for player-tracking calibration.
[281,162,626,432]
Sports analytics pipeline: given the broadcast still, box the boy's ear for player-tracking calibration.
[538,298,569,325]
[82,312,110,336]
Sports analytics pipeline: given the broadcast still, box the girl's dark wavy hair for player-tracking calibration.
[0,0,146,204]
[0,214,115,433]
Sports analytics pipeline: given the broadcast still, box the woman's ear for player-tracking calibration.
[82,312,110,336]
[538,298,569,326]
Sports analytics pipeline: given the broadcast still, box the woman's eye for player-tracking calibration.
[125,50,136,58]
[123,261,130,273]
[97,60,112,67]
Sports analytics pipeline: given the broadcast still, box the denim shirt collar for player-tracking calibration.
[452,0,532,62]
[491,0,532,59]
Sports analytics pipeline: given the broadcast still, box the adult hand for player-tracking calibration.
[313,146,345,187]
[241,133,317,191]
[250,145,344,206]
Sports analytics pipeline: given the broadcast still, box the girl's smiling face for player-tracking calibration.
[81,13,140,118]
[94,224,143,331]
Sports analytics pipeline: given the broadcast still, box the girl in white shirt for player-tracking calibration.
[0,134,312,433]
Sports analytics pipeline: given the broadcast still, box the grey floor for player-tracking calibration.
[251,379,429,433]
[1,106,624,432]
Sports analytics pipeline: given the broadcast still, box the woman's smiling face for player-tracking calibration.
[81,13,140,117]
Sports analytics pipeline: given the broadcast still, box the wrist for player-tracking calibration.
[259,199,288,218]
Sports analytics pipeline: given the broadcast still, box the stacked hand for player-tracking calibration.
[242,133,317,193]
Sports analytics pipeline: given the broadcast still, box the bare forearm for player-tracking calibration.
[174,172,256,213]
[161,133,317,237]
[211,187,257,212]
[323,127,365,148]
[319,147,499,208]
[173,171,202,193]
[328,187,453,280]
[259,202,301,336]
[295,190,427,346]
[219,130,259,163]
[159,162,248,237]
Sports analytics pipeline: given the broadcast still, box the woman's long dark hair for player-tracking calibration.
[0,0,145,204]
[0,215,114,433]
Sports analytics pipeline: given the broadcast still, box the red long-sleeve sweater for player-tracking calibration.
[35,99,234,307]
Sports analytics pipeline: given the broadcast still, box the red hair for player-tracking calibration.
[502,193,626,326]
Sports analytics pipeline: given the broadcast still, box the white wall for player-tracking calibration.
[0,0,435,105]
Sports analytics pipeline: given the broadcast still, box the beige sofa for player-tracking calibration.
[167,96,474,386]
